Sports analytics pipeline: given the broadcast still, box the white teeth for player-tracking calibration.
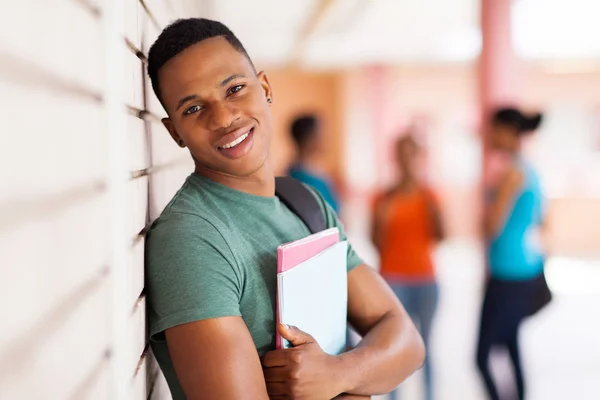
[221,132,250,149]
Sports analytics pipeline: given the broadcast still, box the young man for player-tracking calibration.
[289,115,341,213]
[145,18,425,400]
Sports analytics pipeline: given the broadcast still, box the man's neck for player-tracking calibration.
[194,162,276,197]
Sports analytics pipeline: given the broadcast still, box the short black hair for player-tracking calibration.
[290,115,319,151]
[492,107,543,134]
[147,18,254,104]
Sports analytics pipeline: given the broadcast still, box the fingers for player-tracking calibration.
[261,350,289,368]
[263,366,287,382]
[277,323,315,346]
[265,381,288,397]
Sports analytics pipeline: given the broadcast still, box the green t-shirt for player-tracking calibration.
[145,173,363,399]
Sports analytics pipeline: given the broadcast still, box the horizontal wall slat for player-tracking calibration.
[144,72,165,117]
[85,0,102,9]
[124,46,145,110]
[124,0,145,52]
[141,2,160,54]
[0,82,108,201]
[150,122,187,166]
[128,295,148,375]
[132,349,160,399]
[129,176,149,238]
[130,237,146,307]
[150,370,172,400]
[0,0,103,94]
[140,3,165,120]
[0,194,109,351]
[73,0,102,17]
[0,51,101,102]
[0,277,110,399]
[69,356,111,400]
[129,115,151,172]
[143,0,175,28]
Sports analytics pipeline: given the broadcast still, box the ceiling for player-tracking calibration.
[203,0,600,69]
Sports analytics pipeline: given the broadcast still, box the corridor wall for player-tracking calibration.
[0,1,202,398]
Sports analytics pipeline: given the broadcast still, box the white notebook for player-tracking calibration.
[277,241,348,355]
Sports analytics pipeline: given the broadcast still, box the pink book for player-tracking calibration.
[275,227,340,349]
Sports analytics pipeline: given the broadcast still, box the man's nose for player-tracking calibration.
[206,101,241,131]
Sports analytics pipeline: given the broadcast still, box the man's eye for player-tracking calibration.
[184,105,201,115]
[229,85,244,94]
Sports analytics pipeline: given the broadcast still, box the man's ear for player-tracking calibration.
[257,71,273,105]
[162,118,185,148]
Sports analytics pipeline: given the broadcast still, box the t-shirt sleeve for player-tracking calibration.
[145,212,242,341]
[305,185,364,272]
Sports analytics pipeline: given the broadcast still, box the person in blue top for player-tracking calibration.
[289,115,341,214]
[477,107,547,400]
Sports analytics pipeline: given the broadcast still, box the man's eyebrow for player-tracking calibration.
[219,74,246,88]
[174,74,246,111]
[175,94,199,111]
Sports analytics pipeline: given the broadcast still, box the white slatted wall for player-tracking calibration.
[0,0,200,399]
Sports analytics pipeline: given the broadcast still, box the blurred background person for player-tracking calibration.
[289,114,341,214]
[371,134,444,400]
[477,108,548,400]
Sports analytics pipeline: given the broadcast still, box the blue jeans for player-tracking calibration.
[389,281,439,400]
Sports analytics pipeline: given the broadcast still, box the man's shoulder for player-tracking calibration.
[146,178,226,243]
[144,195,237,279]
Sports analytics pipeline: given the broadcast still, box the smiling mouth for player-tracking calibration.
[218,128,253,150]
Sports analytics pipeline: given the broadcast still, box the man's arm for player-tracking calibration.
[165,317,269,400]
[263,188,424,397]
[261,264,423,398]
[338,264,425,395]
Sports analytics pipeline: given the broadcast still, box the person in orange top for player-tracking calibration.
[371,134,444,400]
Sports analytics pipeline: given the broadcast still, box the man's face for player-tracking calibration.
[158,37,273,178]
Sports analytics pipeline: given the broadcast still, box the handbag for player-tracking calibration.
[528,262,552,316]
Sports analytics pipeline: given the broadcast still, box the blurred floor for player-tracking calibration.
[351,238,600,400]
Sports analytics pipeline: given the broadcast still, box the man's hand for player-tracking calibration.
[261,323,344,399]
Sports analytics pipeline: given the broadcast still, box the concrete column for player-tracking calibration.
[479,0,521,116]
[480,0,523,184]
[478,0,523,244]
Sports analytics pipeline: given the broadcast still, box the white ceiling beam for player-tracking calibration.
[288,0,339,67]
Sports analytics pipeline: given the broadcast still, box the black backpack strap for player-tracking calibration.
[275,176,327,234]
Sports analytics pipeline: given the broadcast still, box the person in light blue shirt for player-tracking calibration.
[477,107,548,400]
[288,115,341,214]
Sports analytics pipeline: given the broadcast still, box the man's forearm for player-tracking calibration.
[335,310,425,396]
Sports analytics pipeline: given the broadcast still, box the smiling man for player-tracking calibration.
[145,18,425,400]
